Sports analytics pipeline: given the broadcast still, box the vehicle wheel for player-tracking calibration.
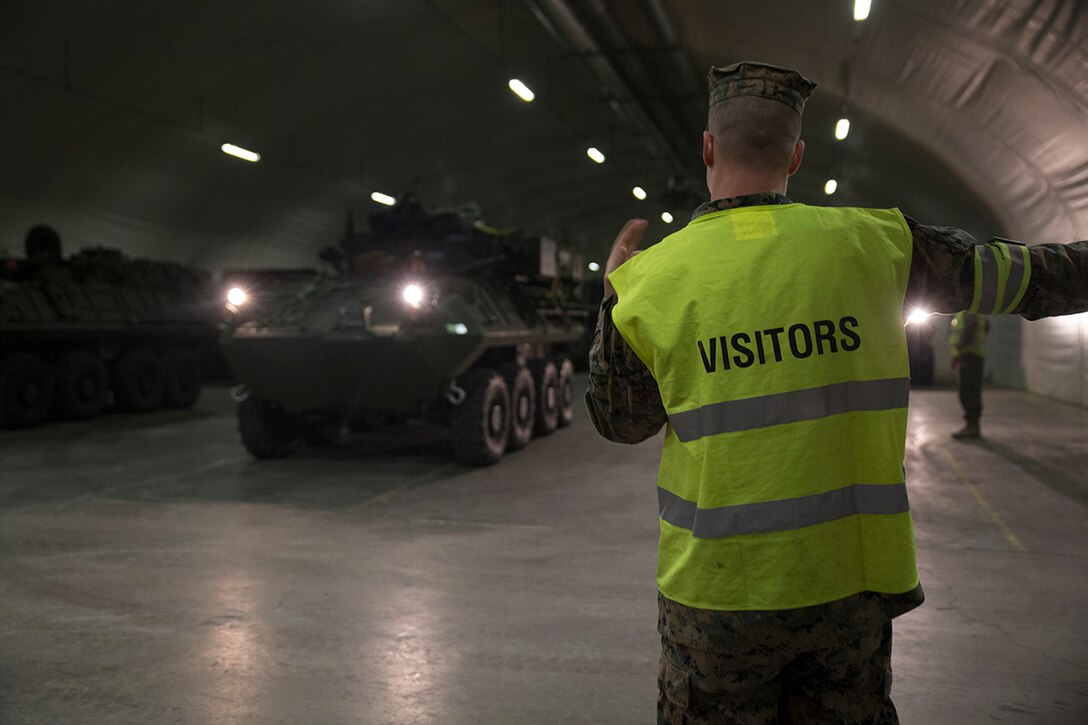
[162,347,203,409]
[113,347,165,412]
[54,350,108,419]
[451,368,510,466]
[529,358,559,436]
[0,352,55,429]
[238,397,301,458]
[499,362,535,451]
[553,356,575,428]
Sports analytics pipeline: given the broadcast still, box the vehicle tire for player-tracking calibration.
[0,352,55,429]
[451,368,510,466]
[499,362,535,451]
[113,347,165,412]
[54,350,108,420]
[553,356,575,428]
[162,347,203,409]
[529,358,559,436]
[238,397,302,458]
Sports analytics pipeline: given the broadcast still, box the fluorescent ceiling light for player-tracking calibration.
[824,179,838,195]
[661,212,674,223]
[587,261,601,272]
[854,0,871,21]
[370,192,396,206]
[221,143,260,162]
[835,118,851,140]
[586,147,605,164]
[508,78,535,102]
[632,186,647,200]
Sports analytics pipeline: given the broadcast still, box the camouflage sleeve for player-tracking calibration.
[902,217,977,314]
[1016,240,1088,319]
[903,216,1088,319]
[584,294,667,444]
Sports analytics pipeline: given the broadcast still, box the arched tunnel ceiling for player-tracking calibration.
[1,1,1085,274]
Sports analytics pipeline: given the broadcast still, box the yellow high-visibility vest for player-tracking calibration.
[950,311,988,357]
[610,203,919,610]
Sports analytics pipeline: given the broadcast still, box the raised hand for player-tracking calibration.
[603,218,648,298]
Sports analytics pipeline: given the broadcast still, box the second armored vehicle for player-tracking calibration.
[220,198,593,465]
[0,225,220,428]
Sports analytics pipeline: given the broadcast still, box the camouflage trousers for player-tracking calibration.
[657,602,898,724]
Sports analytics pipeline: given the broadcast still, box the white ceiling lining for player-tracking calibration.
[856,0,1088,242]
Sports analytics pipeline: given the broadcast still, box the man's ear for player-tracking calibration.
[787,139,805,177]
[702,130,714,169]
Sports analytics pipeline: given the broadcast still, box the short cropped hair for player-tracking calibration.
[708,96,802,173]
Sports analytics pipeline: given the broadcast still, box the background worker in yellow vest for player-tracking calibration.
[949,311,990,438]
[586,60,1088,724]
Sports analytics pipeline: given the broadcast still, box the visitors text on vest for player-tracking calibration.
[697,317,861,373]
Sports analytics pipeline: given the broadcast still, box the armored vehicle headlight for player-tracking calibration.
[403,284,424,308]
[905,308,931,326]
[227,287,248,306]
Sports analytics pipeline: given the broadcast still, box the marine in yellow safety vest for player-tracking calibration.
[948,311,990,438]
[586,60,1088,724]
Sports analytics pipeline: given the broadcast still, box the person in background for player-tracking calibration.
[949,311,990,439]
[586,60,1088,724]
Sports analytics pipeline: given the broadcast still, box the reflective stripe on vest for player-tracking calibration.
[609,204,919,611]
[659,482,909,539]
[668,377,910,443]
[970,240,1032,314]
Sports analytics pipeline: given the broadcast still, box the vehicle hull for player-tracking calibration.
[221,326,582,413]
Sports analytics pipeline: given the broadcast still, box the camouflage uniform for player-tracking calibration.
[659,593,899,724]
[590,57,1088,722]
[585,191,1088,723]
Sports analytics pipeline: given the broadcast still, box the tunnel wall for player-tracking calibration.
[1019,315,1088,407]
[985,316,1025,391]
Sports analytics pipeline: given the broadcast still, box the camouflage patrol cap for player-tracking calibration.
[708,61,817,115]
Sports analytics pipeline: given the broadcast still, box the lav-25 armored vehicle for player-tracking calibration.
[220,197,592,465]
[0,225,220,428]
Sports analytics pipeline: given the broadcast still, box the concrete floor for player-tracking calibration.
[0,377,1085,724]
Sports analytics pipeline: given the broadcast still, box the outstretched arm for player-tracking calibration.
[903,217,1088,318]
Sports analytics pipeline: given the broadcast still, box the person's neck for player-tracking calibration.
[707,169,788,201]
